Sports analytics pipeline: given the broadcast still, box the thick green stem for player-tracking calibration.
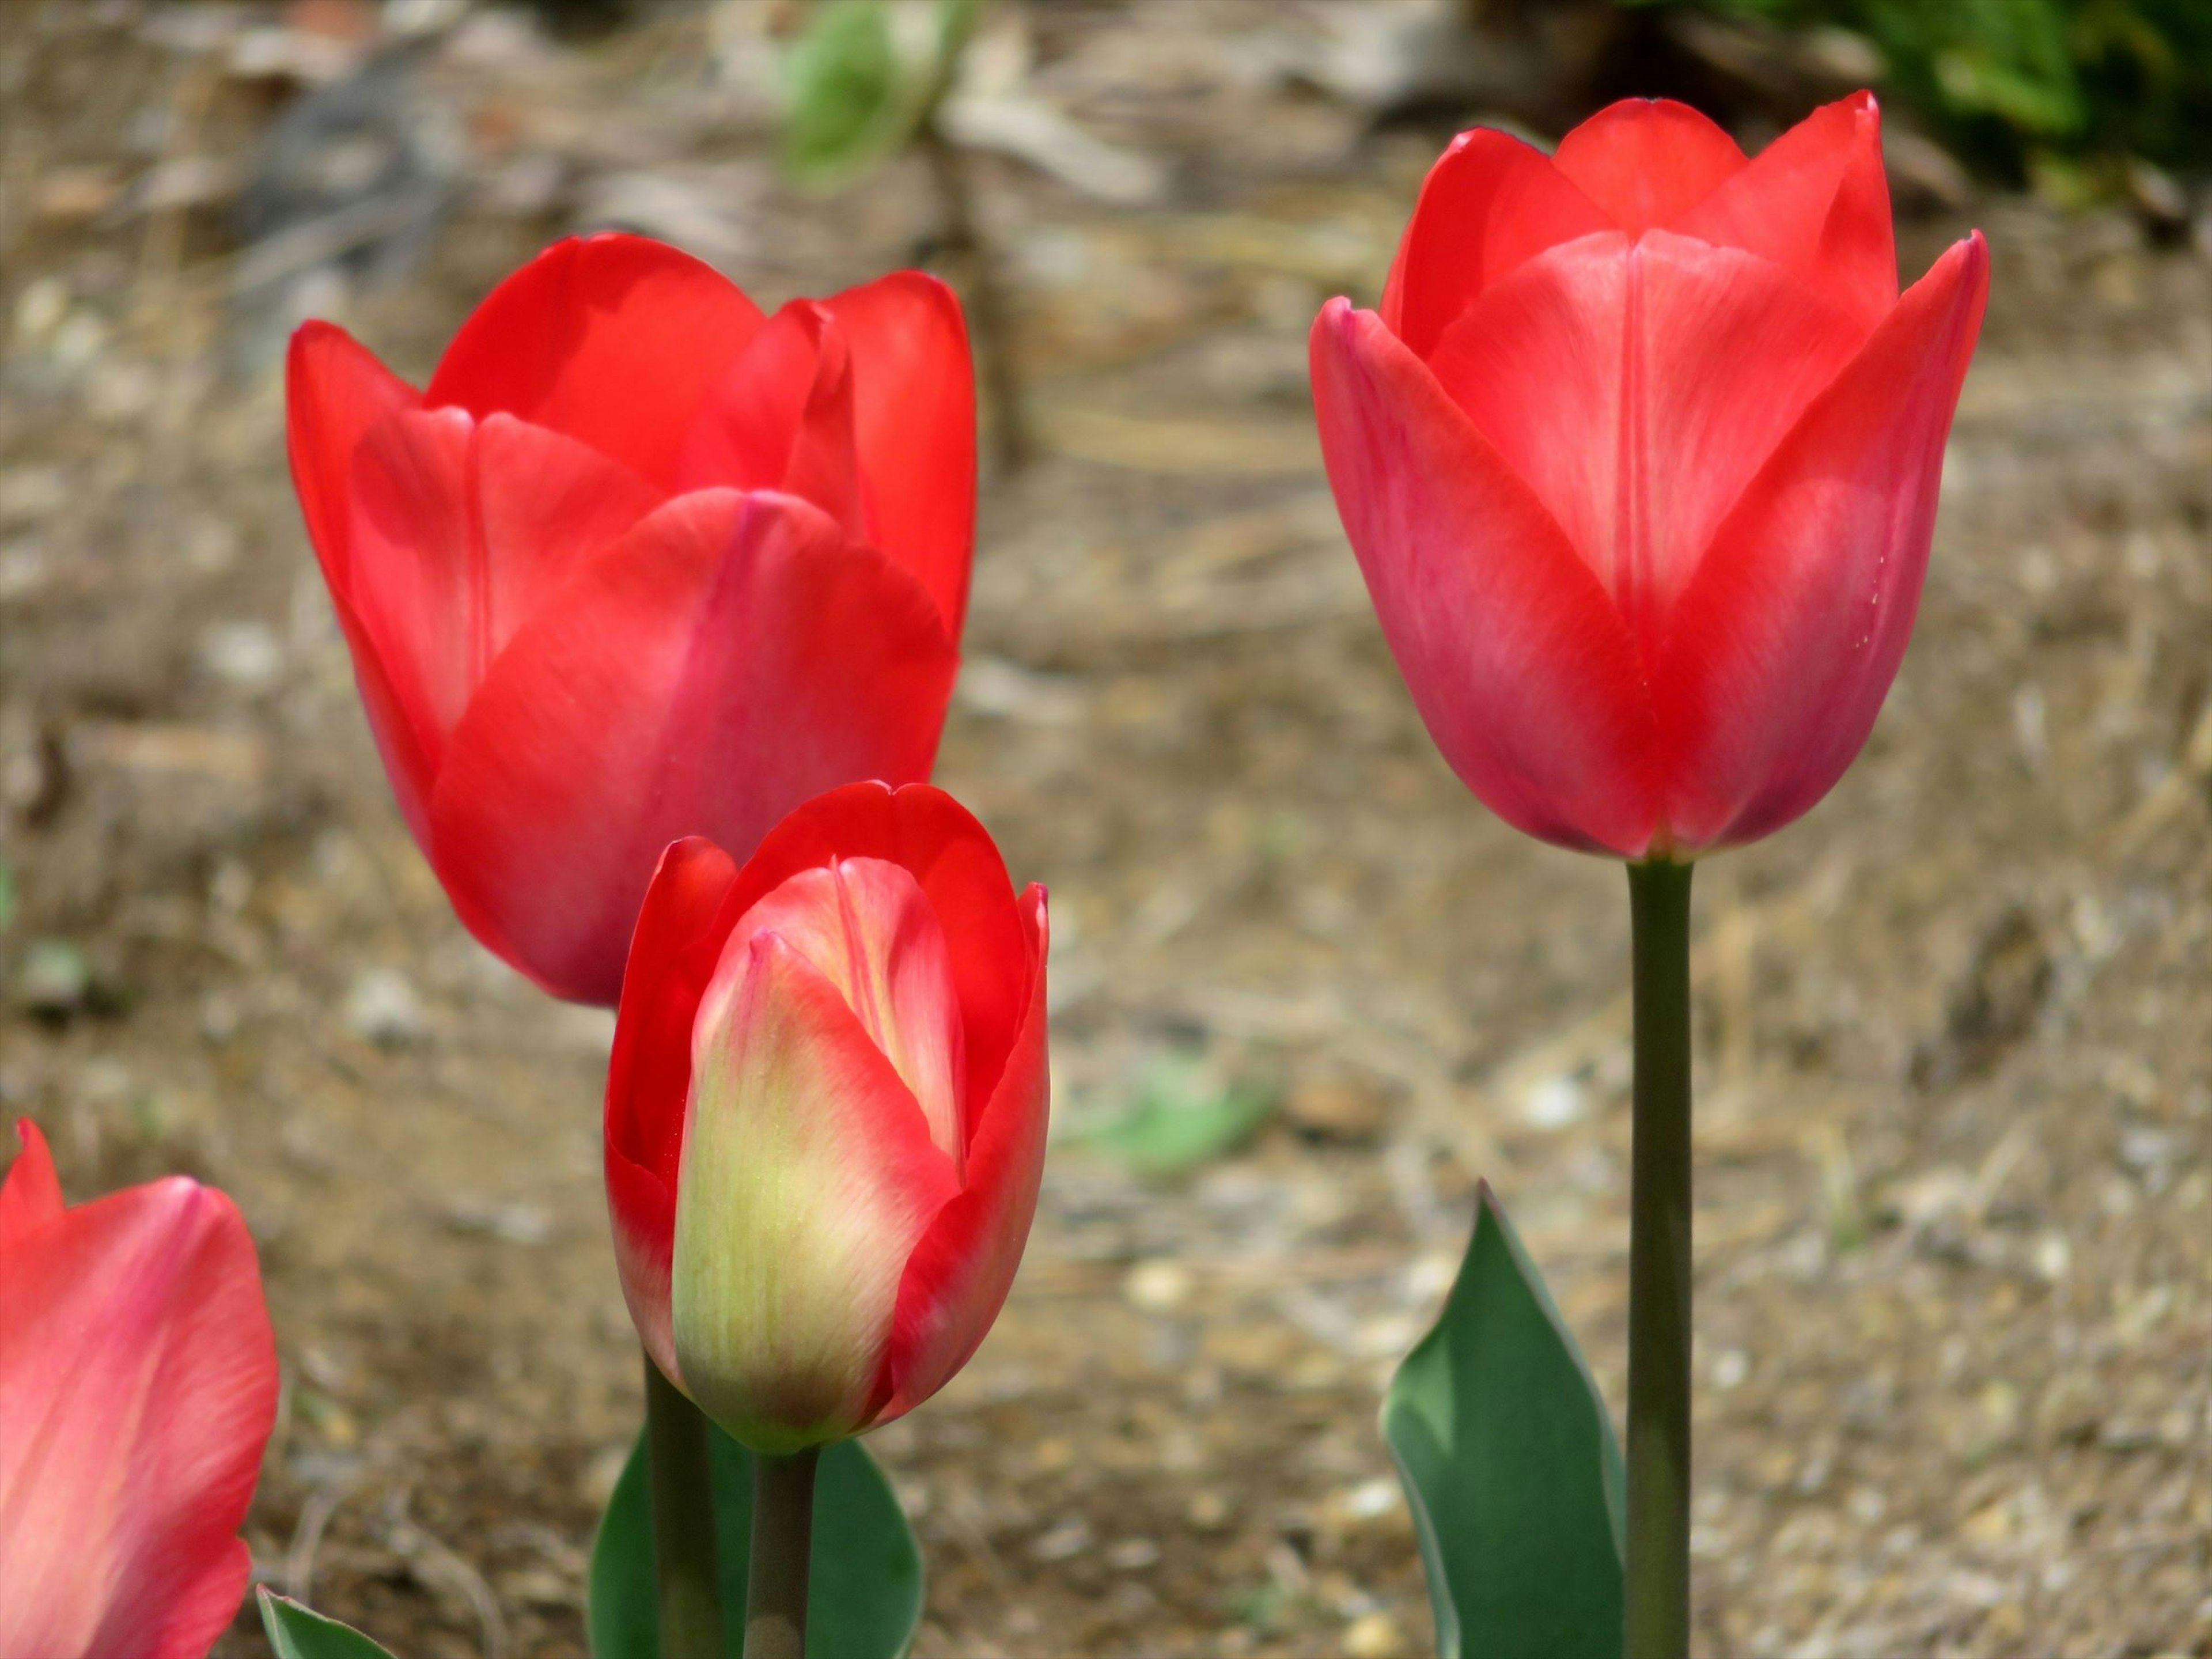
[1624,859,1694,1659]
[744,1446,820,1659]
[645,1355,725,1659]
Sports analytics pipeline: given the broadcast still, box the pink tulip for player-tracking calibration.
[1313,94,1989,855]
[287,234,975,1005]
[604,783,1049,1452]
[0,1122,278,1659]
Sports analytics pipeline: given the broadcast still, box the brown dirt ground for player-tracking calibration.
[2,3,2207,1656]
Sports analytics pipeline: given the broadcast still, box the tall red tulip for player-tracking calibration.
[1313,94,1988,857]
[0,1123,278,1659]
[604,782,1048,1452]
[287,234,976,1005]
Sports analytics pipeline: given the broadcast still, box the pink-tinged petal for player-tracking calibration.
[605,837,742,1386]
[674,303,866,539]
[1676,92,1896,332]
[1312,298,1661,855]
[881,884,1048,1421]
[0,1179,276,1659]
[707,782,1028,1127]
[721,859,966,1172]
[1380,128,1613,359]
[1656,234,1988,850]
[1429,229,1868,641]
[287,323,439,839]
[425,234,767,492]
[818,272,976,638]
[344,410,665,751]
[1551,99,1745,233]
[672,933,961,1450]
[427,490,956,1006]
[1,1119,63,1245]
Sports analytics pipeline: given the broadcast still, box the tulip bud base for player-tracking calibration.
[1624,859,1694,1659]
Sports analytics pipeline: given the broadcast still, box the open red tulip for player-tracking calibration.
[1313,94,1988,857]
[288,234,976,1005]
[0,1122,278,1659]
[604,783,1048,1452]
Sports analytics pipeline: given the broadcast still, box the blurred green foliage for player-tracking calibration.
[1073,1055,1278,1179]
[1637,0,2212,181]
[780,0,982,190]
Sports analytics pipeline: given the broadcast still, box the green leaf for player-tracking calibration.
[587,1421,923,1659]
[1381,1184,1624,1659]
[1072,1055,1275,1178]
[256,1589,397,1659]
[781,1,914,188]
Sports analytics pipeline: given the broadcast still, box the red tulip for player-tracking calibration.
[603,783,1048,1451]
[1313,94,1988,856]
[0,1122,278,1659]
[287,234,976,1005]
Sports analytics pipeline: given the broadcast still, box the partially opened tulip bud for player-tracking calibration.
[1313,93,1988,857]
[287,234,976,1005]
[0,1122,279,1659]
[604,782,1048,1452]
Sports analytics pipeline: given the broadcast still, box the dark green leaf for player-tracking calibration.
[587,1421,922,1659]
[256,1589,397,1659]
[1381,1184,1624,1659]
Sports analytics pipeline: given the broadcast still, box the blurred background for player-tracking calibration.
[2,1,2207,1654]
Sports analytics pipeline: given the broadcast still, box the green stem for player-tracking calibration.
[1624,859,1694,1659]
[744,1446,820,1659]
[645,1354,725,1659]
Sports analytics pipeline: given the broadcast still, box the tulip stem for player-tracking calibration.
[744,1445,819,1659]
[1624,858,1694,1659]
[645,1355,725,1659]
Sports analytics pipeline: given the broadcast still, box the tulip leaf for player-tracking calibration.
[256,1589,397,1659]
[782,1,914,187]
[1381,1184,1625,1659]
[588,1420,922,1658]
[1074,1055,1275,1178]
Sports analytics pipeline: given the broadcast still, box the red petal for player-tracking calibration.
[426,491,957,1005]
[1311,299,1661,855]
[0,1179,276,1659]
[344,409,663,748]
[1656,234,1988,849]
[704,782,1028,1131]
[1380,128,1613,359]
[880,884,1049,1422]
[1676,92,1896,333]
[1550,99,1745,234]
[675,302,866,540]
[819,272,976,639]
[1,1120,63,1245]
[605,836,741,1385]
[1428,229,1867,643]
[287,323,439,838]
[425,234,767,492]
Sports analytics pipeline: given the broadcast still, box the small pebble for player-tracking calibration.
[1343,1611,1404,1658]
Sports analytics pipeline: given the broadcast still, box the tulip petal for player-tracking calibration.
[1380,128,1613,359]
[882,884,1049,1421]
[705,782,1029,1126]
[427,490,956,1005]
[425,234,767,492]
[1550,99,1745,234]
[1,1119,63,1244]
[346,408,664,747]
[287,322,440,840]
[1428,229,1866,639]
[0,1179,276,1659]
[1656,234,1989,849]
[721,858,967,1172]
[675,303,867,540]
[820,272,977,638]
[606,837,743,1386]
[1676,92,1896,333]
[673,933,961,1450]
[1312,298,1661,855]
